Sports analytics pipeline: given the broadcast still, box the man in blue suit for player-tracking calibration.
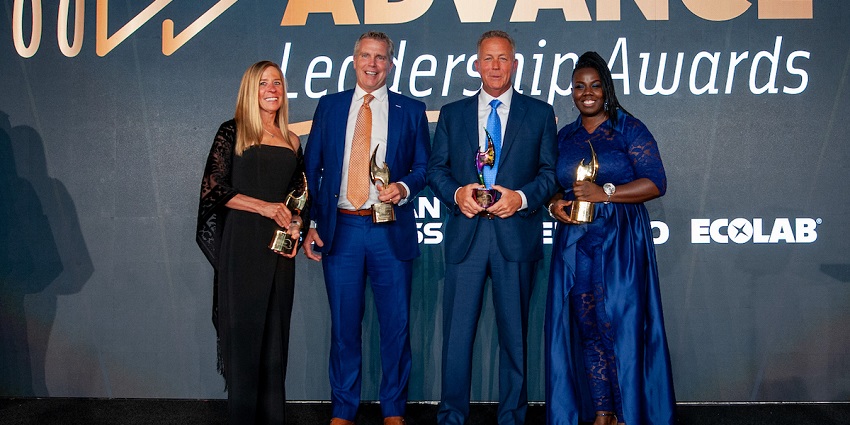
[303,31,430,425]
[427,30,558,425]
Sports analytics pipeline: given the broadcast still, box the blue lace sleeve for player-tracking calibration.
[624,117,666,196]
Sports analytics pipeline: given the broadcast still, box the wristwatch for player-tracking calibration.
[603,183,616,204]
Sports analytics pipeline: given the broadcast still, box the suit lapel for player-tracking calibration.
[464,96,479,153]
[386,92,401,172]
[331,92,354,172]
[500,91,527,161]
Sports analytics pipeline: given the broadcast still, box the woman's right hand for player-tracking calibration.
[549,199,579,224]
[224,194,293,228]
[547,192,579,224]
[259,202,292,228]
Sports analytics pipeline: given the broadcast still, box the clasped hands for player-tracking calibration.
[455,183,522,219]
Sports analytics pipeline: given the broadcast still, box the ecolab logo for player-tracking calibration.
[691,217,821,244]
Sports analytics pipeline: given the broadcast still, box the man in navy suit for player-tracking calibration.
[304,31,430,425]
[427,30,557,425]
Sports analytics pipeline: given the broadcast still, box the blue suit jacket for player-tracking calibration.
[427,90,557,263]
[304,89,431,261]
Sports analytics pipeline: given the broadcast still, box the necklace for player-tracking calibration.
[262,126,294,150]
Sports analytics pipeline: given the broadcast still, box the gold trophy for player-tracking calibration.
[370,146,396,223]
[569,142,599,223]
[473,129,497,208]
[269,173,308,255]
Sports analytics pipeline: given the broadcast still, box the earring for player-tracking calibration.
[604,100,609,109]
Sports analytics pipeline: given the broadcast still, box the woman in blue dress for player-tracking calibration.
[545,52,675,425]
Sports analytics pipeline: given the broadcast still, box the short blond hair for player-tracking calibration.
[354,31,394,59]
[477,30,515,56]
[234,61,290,155]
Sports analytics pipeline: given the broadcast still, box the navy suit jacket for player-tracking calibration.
[427,90,557,263]
[304,89,431,261]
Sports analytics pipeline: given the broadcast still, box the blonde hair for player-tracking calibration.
[234,61,290,155]
[478,30,516,56]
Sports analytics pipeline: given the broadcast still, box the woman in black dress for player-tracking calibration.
[197,61,308,424]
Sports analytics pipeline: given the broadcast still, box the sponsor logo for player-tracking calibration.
[416,199,821,246]
[414,197,672,245]
[415,197,443,245]
[691,217,820,244]
[544,221,669,245]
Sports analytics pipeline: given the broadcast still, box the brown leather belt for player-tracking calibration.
[478,211,496,220]
[338,208,372,216]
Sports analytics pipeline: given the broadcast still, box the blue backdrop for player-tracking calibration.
[1,0,848,402]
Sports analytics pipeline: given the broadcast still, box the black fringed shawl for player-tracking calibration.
[195,119,310,382]
[196,120,239,379]
[197,120,238,271]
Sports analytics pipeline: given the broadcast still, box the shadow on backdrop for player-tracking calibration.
[0,111,93,396]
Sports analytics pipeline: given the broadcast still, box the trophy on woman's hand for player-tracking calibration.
[370,146,396,223]
[473,130,497,208]
[269,173,308,255]
[570,142,599,223]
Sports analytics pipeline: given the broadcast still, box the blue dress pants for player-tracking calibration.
[438,219,535,425]
[323,212,412,420]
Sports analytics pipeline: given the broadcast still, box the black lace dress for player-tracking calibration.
[196,119,308,424]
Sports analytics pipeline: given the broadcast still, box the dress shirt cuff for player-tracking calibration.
[309,220,317,230]
[398,182,411,206]
[517,190,528,210]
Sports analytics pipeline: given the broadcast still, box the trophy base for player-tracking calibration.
[269,229,298,255]
[371,202,396,223]
[473,188,498,209]
[569,200,595,223]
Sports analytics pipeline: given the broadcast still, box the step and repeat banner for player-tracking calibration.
[2,0,849,402]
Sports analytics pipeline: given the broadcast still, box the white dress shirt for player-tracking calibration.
[476,89,528,210]
[337,85,411,210]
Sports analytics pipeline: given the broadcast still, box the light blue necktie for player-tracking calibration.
[483,99,502,189]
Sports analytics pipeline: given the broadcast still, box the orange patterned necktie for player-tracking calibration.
[347,93,374,209]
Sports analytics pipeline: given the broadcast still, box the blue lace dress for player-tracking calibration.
[545,110,675,424]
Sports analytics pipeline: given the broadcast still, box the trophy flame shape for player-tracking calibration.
[285,173,308,212]
[370,146,396,223]
[570,142,599,223]
[473,129,498,208]
[475,134,495,186]
[269,173,308,254]
[370,147,390,189]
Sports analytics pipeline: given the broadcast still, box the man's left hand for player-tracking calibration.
[488,185,522,218]
[377,182,407,205]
